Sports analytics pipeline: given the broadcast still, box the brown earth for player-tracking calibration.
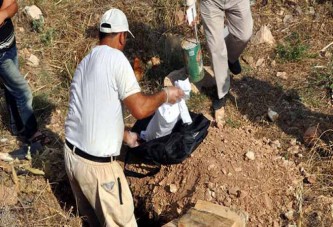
[1,0,333,226]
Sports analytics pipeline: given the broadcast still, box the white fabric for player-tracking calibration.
[100,8,134,38]
[141,79,192,141]
[65,45,141,157]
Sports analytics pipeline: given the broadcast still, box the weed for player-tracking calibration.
[41,28,55,46]
[275,32,311,62]
[225,117,241,128]
[32,18,44,33]
[187,92,210,113]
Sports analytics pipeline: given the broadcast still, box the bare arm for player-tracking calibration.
[0,0,18,24]
[123,86,184,120]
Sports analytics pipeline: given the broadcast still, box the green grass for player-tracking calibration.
[225,117,241,128]
[275,32,313,62]
[187,92,210,113]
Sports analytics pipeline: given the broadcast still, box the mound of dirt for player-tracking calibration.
[125,124,303,226]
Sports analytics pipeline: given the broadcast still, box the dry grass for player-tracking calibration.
[0,0,332,225]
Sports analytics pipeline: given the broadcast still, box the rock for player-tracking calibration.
[252,25,276,46]
[287,145,300,154]
[270,140,281,149]
[245,151,255,160]
[23,5,43,21]
[295,6,303,15]
[256,58,265,67]
[283,14,294,24]
[205,189,213,201]
[264,194,273,210]
[208,164,215,171]
[0,152,14,162]
[239,190,248,199]
[0,185,18,206]
[168,184,177,193]
[308,7,315,15]
[175,10,185,25]
[0,161,12,173]
[276,71,288,80]
[304,174,316,184]
[303,126,320,146]
[284,210,294,221]
[289,138,297,146]
[0,138,8,143]
[228,187,240,197]
[223,196,232,207]
[267,108,279,122]
[27,54,40,67]
[194,200,248,227]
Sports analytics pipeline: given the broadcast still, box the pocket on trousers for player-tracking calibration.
[100,165,135,226]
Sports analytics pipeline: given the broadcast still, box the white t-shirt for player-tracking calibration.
[65,45,141,157]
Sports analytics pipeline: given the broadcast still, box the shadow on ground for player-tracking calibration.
[228,75,333,147]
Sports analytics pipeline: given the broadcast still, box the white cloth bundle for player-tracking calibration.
[141,78,192,142]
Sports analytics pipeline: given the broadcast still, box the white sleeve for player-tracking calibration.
[115,54,141,100]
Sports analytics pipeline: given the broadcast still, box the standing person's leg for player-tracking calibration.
[65,145,137,227]
[200,0,229,104]
[4,87,24,135]
[225,0,253,66]
[0,46,38,140]
[64,145,101,226]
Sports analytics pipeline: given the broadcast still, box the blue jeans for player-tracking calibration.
[0,45,38,139]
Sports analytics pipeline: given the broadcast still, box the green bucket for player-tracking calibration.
[182,38,204,83]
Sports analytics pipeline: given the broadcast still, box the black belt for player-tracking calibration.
[65,140,113,163]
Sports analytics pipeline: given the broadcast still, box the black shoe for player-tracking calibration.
[213,97,226,110]
[228,59,242,75]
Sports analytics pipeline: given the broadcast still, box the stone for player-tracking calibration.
[228,187,240,197]
[0,185,18,206]
[264,194,273,210]
[0,161,12,173]
[0,152,14,162]
[283,14,294,24]
[23,5,43,21]
[287,145,300,154]
[256,58,265,67]
[195,200,248,227]
[267,108,279,122]
[284,210,294,221]
[205,189,213,201]
[175,10,185,25]
[289,138,297,146]
[270,140,281,149]
[0,138,8,143]
[303,126,320,146]
[276,72,288,80]
[252,25,276,46]
[168,184,178,193]
[178,208,236,226]
[27,54,40,67]
[245,151,255,161]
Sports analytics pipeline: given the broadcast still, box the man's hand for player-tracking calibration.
[124,131,139,148]
[0,11,8,25]
[164,86,185,104]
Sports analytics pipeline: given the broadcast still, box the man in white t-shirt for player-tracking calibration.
[64,8,184,227]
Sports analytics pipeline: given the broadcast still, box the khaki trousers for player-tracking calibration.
[201,0,253,99]
[64,144,137,227]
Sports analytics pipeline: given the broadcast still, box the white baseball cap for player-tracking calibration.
[100,8,134,38]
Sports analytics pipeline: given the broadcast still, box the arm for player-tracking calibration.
[0,0,18,24]
[123,86,184,120]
